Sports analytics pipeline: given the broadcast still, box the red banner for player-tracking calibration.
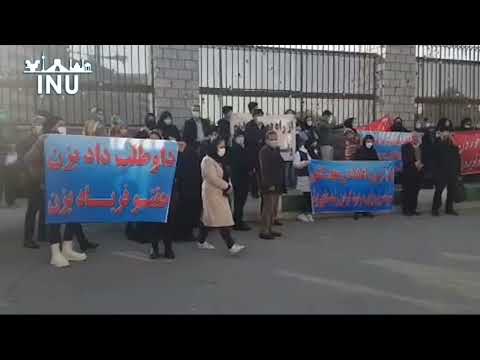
[358,116,394,132]
[452,131,480,175]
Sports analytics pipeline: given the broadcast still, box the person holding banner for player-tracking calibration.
[24,117,87,268]
[392,117,409,133]
[293,138,314,223]
[431,120,461,217]
[354,134,379,220]
[158,111,181,141]
[197,138,246,255]
[259,131,284,239]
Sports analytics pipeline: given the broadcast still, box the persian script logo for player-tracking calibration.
[24,53,93,95]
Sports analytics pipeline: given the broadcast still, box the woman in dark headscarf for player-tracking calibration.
[354,134,379,220]
[196,138,246,255]
[158,111,181,141]
[392,117,409,132]
[343,117,361,160]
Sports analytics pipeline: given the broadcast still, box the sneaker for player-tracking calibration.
[270,231,282,237]
[229,244,246,255]
[259,233,275,240]
[297,214,309,223]
[307,214,314,222]
[197,241,215,250]
[233,223,251,231]
[80,241,99,252]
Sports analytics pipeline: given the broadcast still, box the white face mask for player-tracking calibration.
[465,124,471,129]
[267,140,279,148]
[235,137,245,146]
[192,111,200,119]
[328,116,334,124]
[57,126,67,135]
[33,125,43,134]
[306,120,313,126]
[217,148,226,157]
[365,142,373,149]
[164,118,172,125]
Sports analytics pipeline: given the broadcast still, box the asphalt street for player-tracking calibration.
[1,193,480,314]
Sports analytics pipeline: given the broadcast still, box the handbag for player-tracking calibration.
[454,181,467,203]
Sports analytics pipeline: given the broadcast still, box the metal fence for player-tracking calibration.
[416,45,480,126]
[199,45,379,126]
[0,45,154,127]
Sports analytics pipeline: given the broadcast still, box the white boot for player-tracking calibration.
[50,243,70,268]
[61,241,87,262]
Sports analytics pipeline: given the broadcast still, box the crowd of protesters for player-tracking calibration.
[0,103,473,268]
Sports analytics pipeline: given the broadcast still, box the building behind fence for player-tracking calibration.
[0,45,479,141]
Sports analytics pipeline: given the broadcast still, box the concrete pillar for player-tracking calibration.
[375,45,417,128]
[152,45,199,128]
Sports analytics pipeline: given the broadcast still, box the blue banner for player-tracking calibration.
[308,160,395,214]
[45,134,178,224]
[358,131,421,172]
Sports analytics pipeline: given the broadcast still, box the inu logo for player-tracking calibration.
[24,53,93,95]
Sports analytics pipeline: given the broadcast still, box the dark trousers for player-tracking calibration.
[402,172,421,214]
[303,192,312,213]
[261,193,279,234]
[144,223,174,255]
[198,224,234,249]
[48,224,81,245]
[233,182,249,226]
[432,179,456,212]
[63,223,88,248]
[24,188,46,243]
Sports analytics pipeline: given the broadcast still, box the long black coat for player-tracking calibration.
[229,143,249,188]
[217,118,231,144]
[244,119,265,172]
[355,145,379,161]
[432,140,461,183]
[160,123,181,141]
[182,118,212,144]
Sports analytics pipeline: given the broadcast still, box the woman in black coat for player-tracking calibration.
[354,134,379,220]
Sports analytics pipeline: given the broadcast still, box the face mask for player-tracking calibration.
[217,147,226,157]
[57,126,67,135]
[164,118,172,125]
[415,123,422,130]
[267,140,279,148]
[235,137,245,146]
[307,120,313,127]
[192,111,200,118]
[365,142,373,149]
[328,116,334,124]
[465,124,471,129]
[33,125,43,134]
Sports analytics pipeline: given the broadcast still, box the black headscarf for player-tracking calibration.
[344,117,357,133]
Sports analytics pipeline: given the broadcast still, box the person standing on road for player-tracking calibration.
[293,137,313,223]
[316,110,336,160]
[259,131,284,240]
[343,117,361,161]
[431,118,461,217]
[196,138,246,255]
[24,118,87,268]
[230,130,251,231]
[182,104,213,152]
[354,134,379,220]
[245,108,266,199]
[401,128,424,216]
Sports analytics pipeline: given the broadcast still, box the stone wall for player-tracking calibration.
[375,45,417,128]
[152,45,199,128]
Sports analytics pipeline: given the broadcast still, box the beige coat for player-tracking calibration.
[201,156,234,227]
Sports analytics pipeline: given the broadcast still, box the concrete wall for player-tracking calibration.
[375,45,417,127]
[152,45,199,128]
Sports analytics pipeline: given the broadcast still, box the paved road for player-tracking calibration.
[1,196,480,314]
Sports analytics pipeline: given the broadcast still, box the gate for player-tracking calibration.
[416,45,480,126]
[199,45,378,126]
[0,45,154,127]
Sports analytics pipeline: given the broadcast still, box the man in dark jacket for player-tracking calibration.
[217,106,233,144]
[182,104,212,150]
[457,117,474,132]
[245,108,265,198]
[392,117,410,132]
[431,126,461,216]
[259,131,284,240]
[230,130,251,231]
[401,133,424,216]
